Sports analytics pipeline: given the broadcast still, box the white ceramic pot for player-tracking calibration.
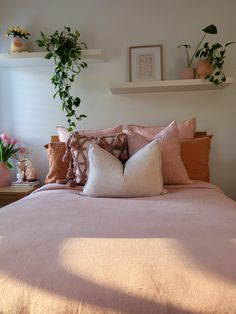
[10,36,27,53]
[0,162,11,187]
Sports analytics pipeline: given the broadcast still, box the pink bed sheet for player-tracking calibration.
[0,181,235,313]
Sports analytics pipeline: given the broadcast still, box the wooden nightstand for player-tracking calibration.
[0,186,39,207]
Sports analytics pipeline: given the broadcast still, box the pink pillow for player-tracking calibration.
[127,131,150,156]
[177,118,196,139]
[57,124,123,142]
[127,117,196,139]
[127,121,191,185]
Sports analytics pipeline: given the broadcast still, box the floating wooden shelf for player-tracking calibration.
[0,49,105,67]
[110,77,234,94]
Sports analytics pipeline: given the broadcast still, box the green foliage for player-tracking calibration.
[178,24,217,67]
[36,26,88,131]
[0,141,19,169]
[196,41,235,85]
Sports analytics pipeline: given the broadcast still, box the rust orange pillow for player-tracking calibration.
[44,142,69,184]
[180,136,211,182]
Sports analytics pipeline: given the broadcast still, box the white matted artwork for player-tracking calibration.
[129,45,163,82]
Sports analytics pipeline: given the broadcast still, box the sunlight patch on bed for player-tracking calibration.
[58,237,236,312]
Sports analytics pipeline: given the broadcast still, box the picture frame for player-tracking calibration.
[129,45,163,82]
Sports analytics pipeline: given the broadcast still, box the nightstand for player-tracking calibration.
[0,186,39,207]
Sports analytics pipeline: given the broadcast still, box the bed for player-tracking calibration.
[0,181,236,314]
[1,120,236,313]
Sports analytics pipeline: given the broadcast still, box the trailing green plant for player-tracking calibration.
[178,24,217,68]
[195,41,235,85]
[36,26,87,131]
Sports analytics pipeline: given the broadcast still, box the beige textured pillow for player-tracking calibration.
[83,141,164,198]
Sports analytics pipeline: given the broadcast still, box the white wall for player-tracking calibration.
[0,0,236,199]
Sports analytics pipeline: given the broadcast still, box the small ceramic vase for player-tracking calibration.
[25,160,37,181]
[180,67,196,79]
[16,161,26,182]
[10,36,27,53]
[0,162,11,187]
[196,59,213,79]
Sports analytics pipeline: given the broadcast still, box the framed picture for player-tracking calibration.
[129,45,163,82]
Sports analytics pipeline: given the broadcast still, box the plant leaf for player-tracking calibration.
[177,44,191,49]
[202,24,217,34]
[211,43,222,50]
[225,41,235,47]
[45,52,53,59]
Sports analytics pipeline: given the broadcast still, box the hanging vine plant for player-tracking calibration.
[36,26,87,131]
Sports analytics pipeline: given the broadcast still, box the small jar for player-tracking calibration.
[10,36,28,53]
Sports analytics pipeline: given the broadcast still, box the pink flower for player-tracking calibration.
[1,133,11,145]
[0,133,17,145]
[10,138,17,145]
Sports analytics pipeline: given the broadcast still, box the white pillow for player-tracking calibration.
[83,140,164,198]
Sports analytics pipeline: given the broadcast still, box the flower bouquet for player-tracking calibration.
[0,133,20,186]
[0,133,19,168]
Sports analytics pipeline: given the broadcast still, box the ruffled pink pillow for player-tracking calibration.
[127,121,191,185]
[127,117,196,139]
[57,124,123,142]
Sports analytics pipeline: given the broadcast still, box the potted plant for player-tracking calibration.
[0,133,19,187]
[7,26,31,53]
[195,41,235,85]
[36,26,88,131]
[178,24,217,79]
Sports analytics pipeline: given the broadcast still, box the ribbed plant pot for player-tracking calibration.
[196,59,213,79]
[10,36,28,53]
[0,162,11,187]
[180,67,196,79]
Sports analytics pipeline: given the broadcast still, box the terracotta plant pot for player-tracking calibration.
[10,36,28,53]
[196,59,213,79]
[0,162,11,187]
[180,67,196,79]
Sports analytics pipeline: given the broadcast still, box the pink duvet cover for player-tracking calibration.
[0,181,236,313]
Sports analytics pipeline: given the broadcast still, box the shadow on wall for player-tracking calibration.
[211,156,236,200]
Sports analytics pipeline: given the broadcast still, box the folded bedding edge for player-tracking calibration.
[32,180,223,196]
